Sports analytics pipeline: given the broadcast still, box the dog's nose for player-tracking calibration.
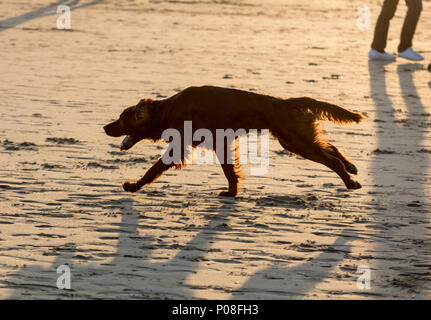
[103,124,110,134]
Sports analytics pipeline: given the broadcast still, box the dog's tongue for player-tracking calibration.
[120,135,133,150]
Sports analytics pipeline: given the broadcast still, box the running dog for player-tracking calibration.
[104,85,364,196]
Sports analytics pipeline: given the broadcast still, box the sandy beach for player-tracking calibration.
[0,0,430,299]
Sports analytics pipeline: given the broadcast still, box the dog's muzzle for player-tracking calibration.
[119,135,135,150]
[104,122,140,151]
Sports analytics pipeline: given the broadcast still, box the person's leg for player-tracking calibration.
[398,0,422,52]
[371,0,399,53]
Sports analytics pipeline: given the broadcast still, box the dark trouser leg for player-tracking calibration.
[398,0,422,52]
[371,0,399,53]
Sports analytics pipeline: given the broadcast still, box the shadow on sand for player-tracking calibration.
[233,230,357,299]
[2,193,361,299]
[0,0,102,32]
[2,197,237,299]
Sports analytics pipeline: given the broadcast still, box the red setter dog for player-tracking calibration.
[104,85,364,196]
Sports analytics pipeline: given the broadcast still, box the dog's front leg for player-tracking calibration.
[123,158,173,193]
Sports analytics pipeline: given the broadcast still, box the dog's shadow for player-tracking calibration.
[232,232,354,299]
[1,197,234,299]
[2,191,356,299]
[230,192,361,299]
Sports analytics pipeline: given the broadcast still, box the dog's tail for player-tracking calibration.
[288,97,365,124]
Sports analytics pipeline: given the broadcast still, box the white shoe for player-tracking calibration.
[398,47,424,61]
[369,49,396,61]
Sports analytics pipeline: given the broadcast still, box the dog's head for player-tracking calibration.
[103,99,155,151]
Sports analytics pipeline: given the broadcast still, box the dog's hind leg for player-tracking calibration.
[319,153,361,190]
[326,143,358,175]
[278,137,361,190]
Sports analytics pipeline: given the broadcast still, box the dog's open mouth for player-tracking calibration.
[120,135,135,151]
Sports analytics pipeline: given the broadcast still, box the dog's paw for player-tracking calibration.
[346,180,362,190]
[345,162,358,175]
[218,190,237,197]
[122,181,141,193]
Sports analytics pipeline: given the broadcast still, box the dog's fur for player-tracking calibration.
[104,85,364,196]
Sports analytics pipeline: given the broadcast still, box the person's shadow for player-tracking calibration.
[0,0,102,32]
[368,60,430,296]
[232,230,356,299]
[235,62,431,299]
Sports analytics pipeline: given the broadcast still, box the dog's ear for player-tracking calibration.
[135,98,154,123]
